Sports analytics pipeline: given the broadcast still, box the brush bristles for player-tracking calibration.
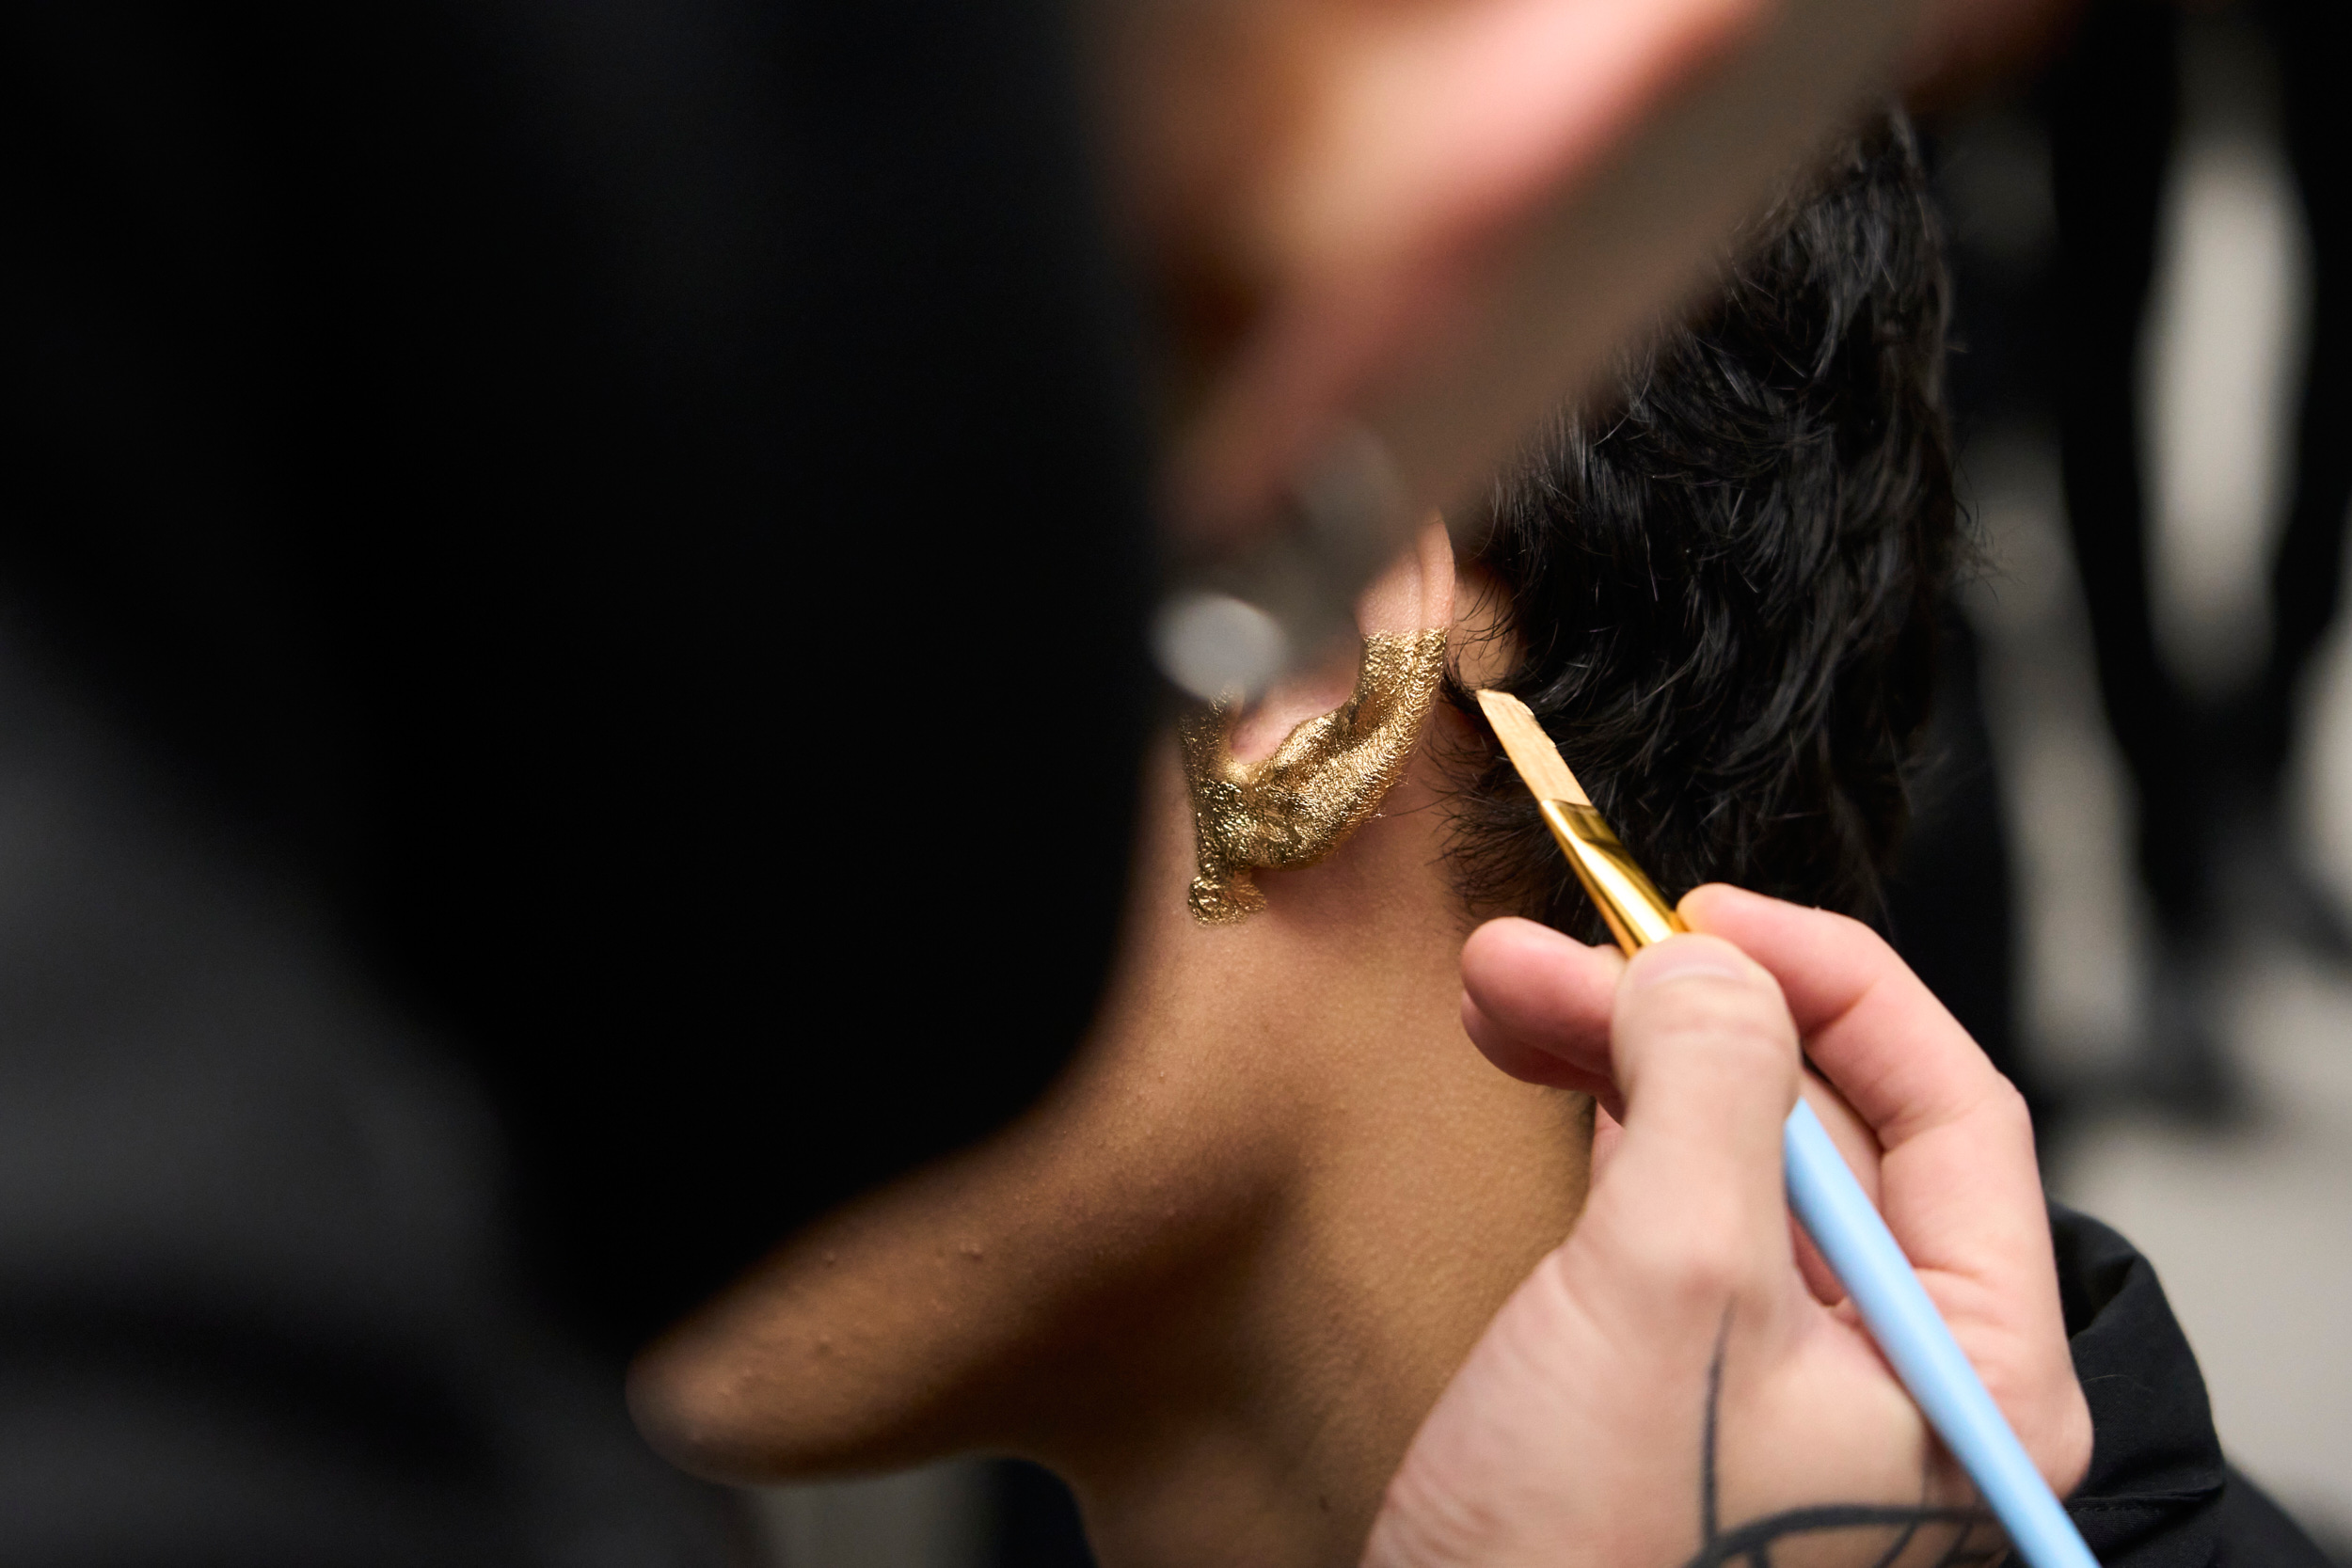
[1474,690,1590,805]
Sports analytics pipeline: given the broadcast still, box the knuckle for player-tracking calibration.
[2044,1384,2095,1496]
[1603,1191,1753,1303]
[1635,1206,1751,1304]
[1697,1006,1798,1080]
[1976,1349,2094,1497]
[1820,905,1889,956]
[1979,1072,2036,1143]
[1634,979,1796,1080]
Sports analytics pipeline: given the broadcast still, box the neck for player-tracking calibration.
[1049,731,1590,1566]
[630,727,1591,1568]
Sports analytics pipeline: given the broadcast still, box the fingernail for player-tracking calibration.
[1625,942,1747,992]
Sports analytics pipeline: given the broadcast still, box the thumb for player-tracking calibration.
[1565,934,1804,1348]
[1368,934,1812,1566]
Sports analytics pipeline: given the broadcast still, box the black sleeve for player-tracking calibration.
[2051,1205,2331,1567]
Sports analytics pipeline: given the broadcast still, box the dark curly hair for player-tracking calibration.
[1448,111,1956,936]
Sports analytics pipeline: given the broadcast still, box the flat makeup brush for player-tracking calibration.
[1476,689,2095,1568]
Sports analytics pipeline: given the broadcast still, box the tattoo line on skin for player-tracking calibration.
[1679,1315,2007,1568]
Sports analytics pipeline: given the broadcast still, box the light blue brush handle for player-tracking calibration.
[1782,1101,2096,1568]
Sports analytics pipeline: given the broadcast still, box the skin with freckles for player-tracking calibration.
[629,528,1592,1567]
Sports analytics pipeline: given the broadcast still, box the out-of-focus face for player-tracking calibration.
[1086,0,1932,565]
[628,527,1596,1567]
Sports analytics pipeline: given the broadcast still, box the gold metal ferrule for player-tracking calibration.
[1537,800,1688,955]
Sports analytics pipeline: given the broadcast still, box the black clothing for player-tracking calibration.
[2055,1205,2331,1568]
[0,635,739,1562]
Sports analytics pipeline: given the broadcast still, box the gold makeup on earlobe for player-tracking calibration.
[1474,689,1685,953]
[1178,629,1448,924]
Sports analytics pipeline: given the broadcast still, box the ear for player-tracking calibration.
[1229,517,1453,762]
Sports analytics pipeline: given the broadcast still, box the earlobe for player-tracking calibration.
[1177,520,1454,924]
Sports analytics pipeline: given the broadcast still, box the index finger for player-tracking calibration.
[1677,884,2014,1151]
[1677,883,2087,1492]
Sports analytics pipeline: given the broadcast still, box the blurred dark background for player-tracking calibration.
[5,2,2348,1565]
[3,3,1149,1562]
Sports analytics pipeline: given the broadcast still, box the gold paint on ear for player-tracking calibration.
[1177,629,1448,924]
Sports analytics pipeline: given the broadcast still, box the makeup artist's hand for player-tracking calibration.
[1110,0,1945,555]
[1118,0,2058,564]
[1362,884,2090,1568]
